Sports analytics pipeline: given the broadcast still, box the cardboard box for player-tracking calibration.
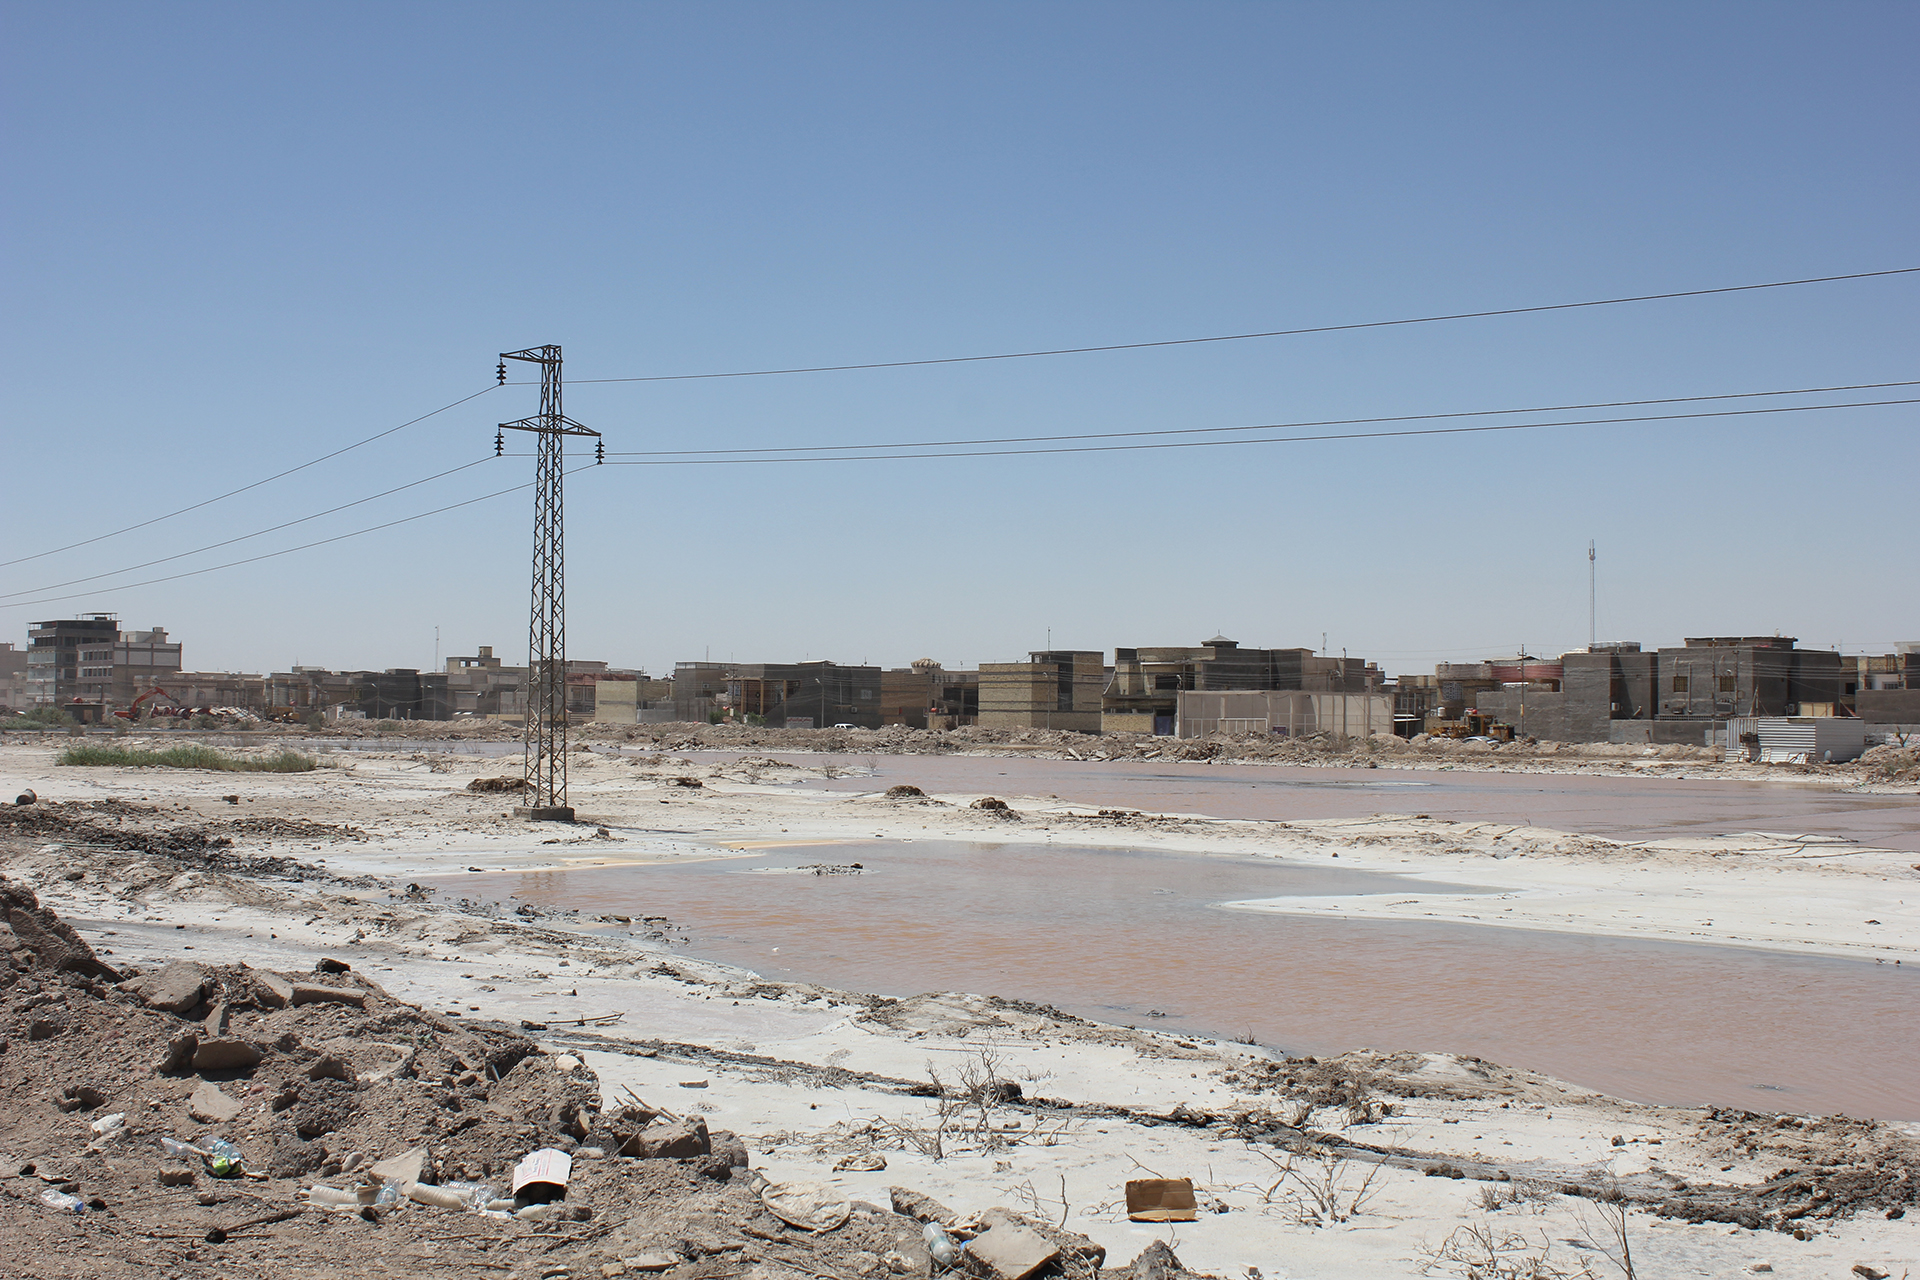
[1125,1178,1197,1222]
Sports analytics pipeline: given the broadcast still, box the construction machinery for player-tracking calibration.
[113,688,184,722]
[1423,709,1515,742]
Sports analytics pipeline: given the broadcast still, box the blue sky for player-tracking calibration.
[3,2,1914,677]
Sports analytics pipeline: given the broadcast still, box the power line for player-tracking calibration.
[607,379,1917,457]
[0,457,496,601]
[0,465,598,613]
[0,384,500,571]
[570,268,1919,385]
[600,396,1917,466]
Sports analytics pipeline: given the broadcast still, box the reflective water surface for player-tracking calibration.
[479,837,1919,1120]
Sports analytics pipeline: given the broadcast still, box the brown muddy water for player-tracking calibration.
[769,752,1920,852]
[488,839,1919,1121]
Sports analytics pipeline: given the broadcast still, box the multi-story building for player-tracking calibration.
[445,646,528,718]
[978,650,1105,732]
[1434,637,1846,744]
[1104,637,1383,735]
[724,661,883,729]
[26,615,122,710]
[0,643,30,713]
[109,627,184,705]
[880,659,979,729]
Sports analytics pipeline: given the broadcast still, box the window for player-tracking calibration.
[1718,675,1736,693]
[1671,676,1689,693]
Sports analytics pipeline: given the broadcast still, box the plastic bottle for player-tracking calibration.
[303,1185,365,1208]
[372,1181,402,1207]
[923,1223,960,1268]
[406,1183,469,1209]
[439,1181,495,1210]
[40,1189,87,1215]
[204,1138,244,1178]
[160,1137,204,1160]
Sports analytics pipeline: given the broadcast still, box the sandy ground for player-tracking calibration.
[2,734,1916,1279]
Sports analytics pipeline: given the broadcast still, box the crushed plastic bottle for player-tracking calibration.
[40,1189,87,1215]
[89,1112,126,1136]
[372,1181,403,1208]
[160,1137,204,1160]
[204,1138,245,1178]
[438,1181,495,1210]
[923,1223,960,1268]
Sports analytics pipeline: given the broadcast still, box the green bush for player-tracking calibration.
[57,744,318,772]
[23,707,77,728]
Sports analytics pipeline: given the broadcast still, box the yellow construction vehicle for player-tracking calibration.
[1423,710,1515,741]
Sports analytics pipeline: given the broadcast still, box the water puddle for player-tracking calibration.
[459,839,1919,1120]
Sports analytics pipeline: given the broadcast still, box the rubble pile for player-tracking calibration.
[0,878,1201,1280]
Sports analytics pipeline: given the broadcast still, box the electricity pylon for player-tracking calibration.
[496,345,601,821]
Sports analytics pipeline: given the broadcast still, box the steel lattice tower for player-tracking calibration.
[497,345,600,821]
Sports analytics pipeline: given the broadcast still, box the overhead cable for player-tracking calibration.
[0,457,496,601]
[0,385,500,571]
[606,380,1917,457]
[601,396,1917,466]
[0,465,596,613]
[569,268,1919,385]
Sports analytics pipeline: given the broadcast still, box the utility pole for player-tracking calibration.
[1588,540,1596,650]
[496,345,601,821]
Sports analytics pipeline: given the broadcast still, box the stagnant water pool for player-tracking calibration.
[463,838,1918,1120]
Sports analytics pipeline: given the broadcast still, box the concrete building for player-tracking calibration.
[109,628,184,706]
[1422,637,1848,745]
[1177,689,1394,739]
[879,659,979,729]
[666,663,724,723]
[725,661,883,729]
[592,676,676,724]
[26,615,122,710]
[0,643,29,713]
[444,646,528,718]
[978,650,1105,732]
[1105,637,1383,735]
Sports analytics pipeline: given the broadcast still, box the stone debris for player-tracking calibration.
[964,1221,1060,1280]
[187,1081,243,1123]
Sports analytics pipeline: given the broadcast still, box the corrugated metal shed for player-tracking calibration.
[1754,717,1868,763]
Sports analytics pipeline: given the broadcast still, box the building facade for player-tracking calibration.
[977,650,1105,732]
[27,616,123,710]
[1105,637,1383,735]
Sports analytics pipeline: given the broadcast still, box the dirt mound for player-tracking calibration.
[1,880,1194,1279]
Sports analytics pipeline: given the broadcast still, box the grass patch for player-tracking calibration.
[57,744,318,772]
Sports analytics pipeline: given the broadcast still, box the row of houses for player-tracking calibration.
[12,617,1917,743]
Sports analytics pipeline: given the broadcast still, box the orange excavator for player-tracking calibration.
[114,688,184,721]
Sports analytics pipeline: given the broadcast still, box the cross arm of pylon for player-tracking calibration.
[497,415,601,437]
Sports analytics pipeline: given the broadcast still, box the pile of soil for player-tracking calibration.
[0,878,1183,1280]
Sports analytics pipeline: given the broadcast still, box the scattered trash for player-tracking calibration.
[922,1222,960,1268]
[1126,1177,1198,1222]
[204,1137,245,1178]
[511,1147,574,1202]
[762,1180,853,1233]
[39,1188,87,1215]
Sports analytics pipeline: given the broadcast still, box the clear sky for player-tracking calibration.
[3,2,1915,677]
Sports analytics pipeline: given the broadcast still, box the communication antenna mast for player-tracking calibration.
[1588,540,1596,649]
[497,345,601,821]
